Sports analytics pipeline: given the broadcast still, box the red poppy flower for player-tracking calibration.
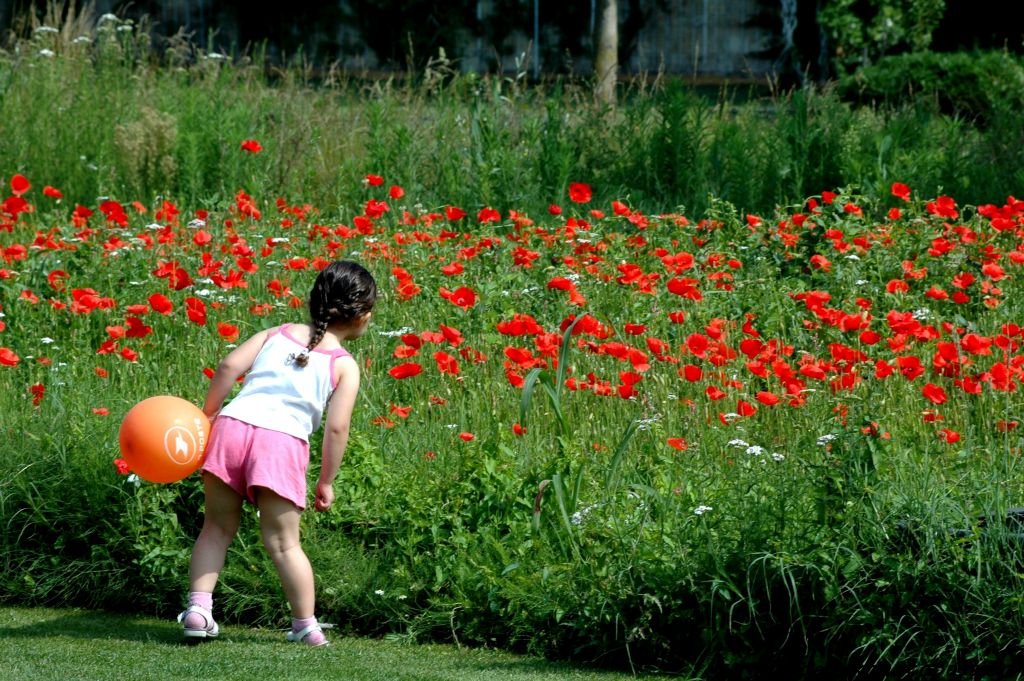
[755,391,780,406]
[891,182,911,201]
[113,457,130,474]
[240,139,263,153]
[477,207,500,223]
[92,407,110,416]
[568,182,592,203]
[922,383,948,405]
[30,383,45,406]
[705,385,727,401]
[44,269,68,292]
[667,437,688,451]
[512,423,527,436]
[938,428,960,444]
[388,362,423,379]
[389,185,405,200]
[10,174,29,196]
[433,351,460,375]
[0,347,20,367]
[441,286,477,311]
[43,185,62,200]
[445,205,466,221]
[365,174,384,186]
[390,404,412,418]
[458,432,475,442]
[217,322,240,343]
[148,293,173,315]
[185,297,207,326]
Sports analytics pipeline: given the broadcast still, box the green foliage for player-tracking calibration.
[839,50,1024,125]
[820,0,947,74]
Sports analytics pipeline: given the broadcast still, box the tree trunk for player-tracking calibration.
[594,0,617,106]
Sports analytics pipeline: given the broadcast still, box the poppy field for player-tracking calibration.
[2,156,1024,677]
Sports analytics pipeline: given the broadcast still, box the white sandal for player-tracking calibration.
[178,604,219,640]
[287,623,329,647]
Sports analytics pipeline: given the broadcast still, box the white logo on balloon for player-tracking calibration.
[164,426,198,465]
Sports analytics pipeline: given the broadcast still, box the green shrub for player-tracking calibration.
[838,50,1024,125]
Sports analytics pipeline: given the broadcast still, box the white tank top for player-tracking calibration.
[219,324,351,441]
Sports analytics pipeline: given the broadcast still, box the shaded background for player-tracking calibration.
[0,0,1021,82]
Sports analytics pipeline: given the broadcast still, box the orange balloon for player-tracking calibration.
[119,396,210,483]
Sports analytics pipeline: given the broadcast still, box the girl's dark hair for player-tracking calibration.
[292,260,377,367]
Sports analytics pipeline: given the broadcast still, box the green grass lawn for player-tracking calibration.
[0,607,677,681]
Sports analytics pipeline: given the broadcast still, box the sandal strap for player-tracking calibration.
[177,604,213,624]
[289,623,322,642]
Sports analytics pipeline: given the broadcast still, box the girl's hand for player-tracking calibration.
[314,480,334,512]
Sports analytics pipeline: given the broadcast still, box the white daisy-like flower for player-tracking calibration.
[816,434,837,446]
[38,49,55,58]
[34,26,59,34]
[693,505,713,516]
[727,438,750,448]
[40,337,55,344]
[772,453,785,462]
[378,327,414,337]
[745,445,766,456]
[374,589,385,596]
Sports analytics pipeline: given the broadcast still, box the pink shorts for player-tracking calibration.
[201,416,310,510]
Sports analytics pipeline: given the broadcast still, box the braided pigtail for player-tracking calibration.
[292,315,329,368]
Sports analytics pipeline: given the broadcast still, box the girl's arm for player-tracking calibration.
[202,328,272,418]
[315,355,361,512]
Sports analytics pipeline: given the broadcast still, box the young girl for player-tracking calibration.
[178,260,377,647]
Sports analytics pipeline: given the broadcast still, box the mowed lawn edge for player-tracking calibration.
[0,607,680,681]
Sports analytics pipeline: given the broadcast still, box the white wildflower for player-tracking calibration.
[771,453,785,462]
[72,36,91,45]
[40,337,55,344]
[816,434,837,446]
[636,416,659,431]
[720,413,741,423]
[378,327,413,337]
[745,445,766,456]
[187,218,206,229]
[727,439,750,449]
[34,26,59,34]
[270,237,290,244]
[912,308,931,321]
[38,49,55,58]
[693,505,713,516]
[374,589,385,596]
[99,13,120,23]
[845,254,860,261]
[855,279,868,286]
[206,52,227,61]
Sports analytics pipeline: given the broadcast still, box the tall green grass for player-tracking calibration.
[1,11,1023,218]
